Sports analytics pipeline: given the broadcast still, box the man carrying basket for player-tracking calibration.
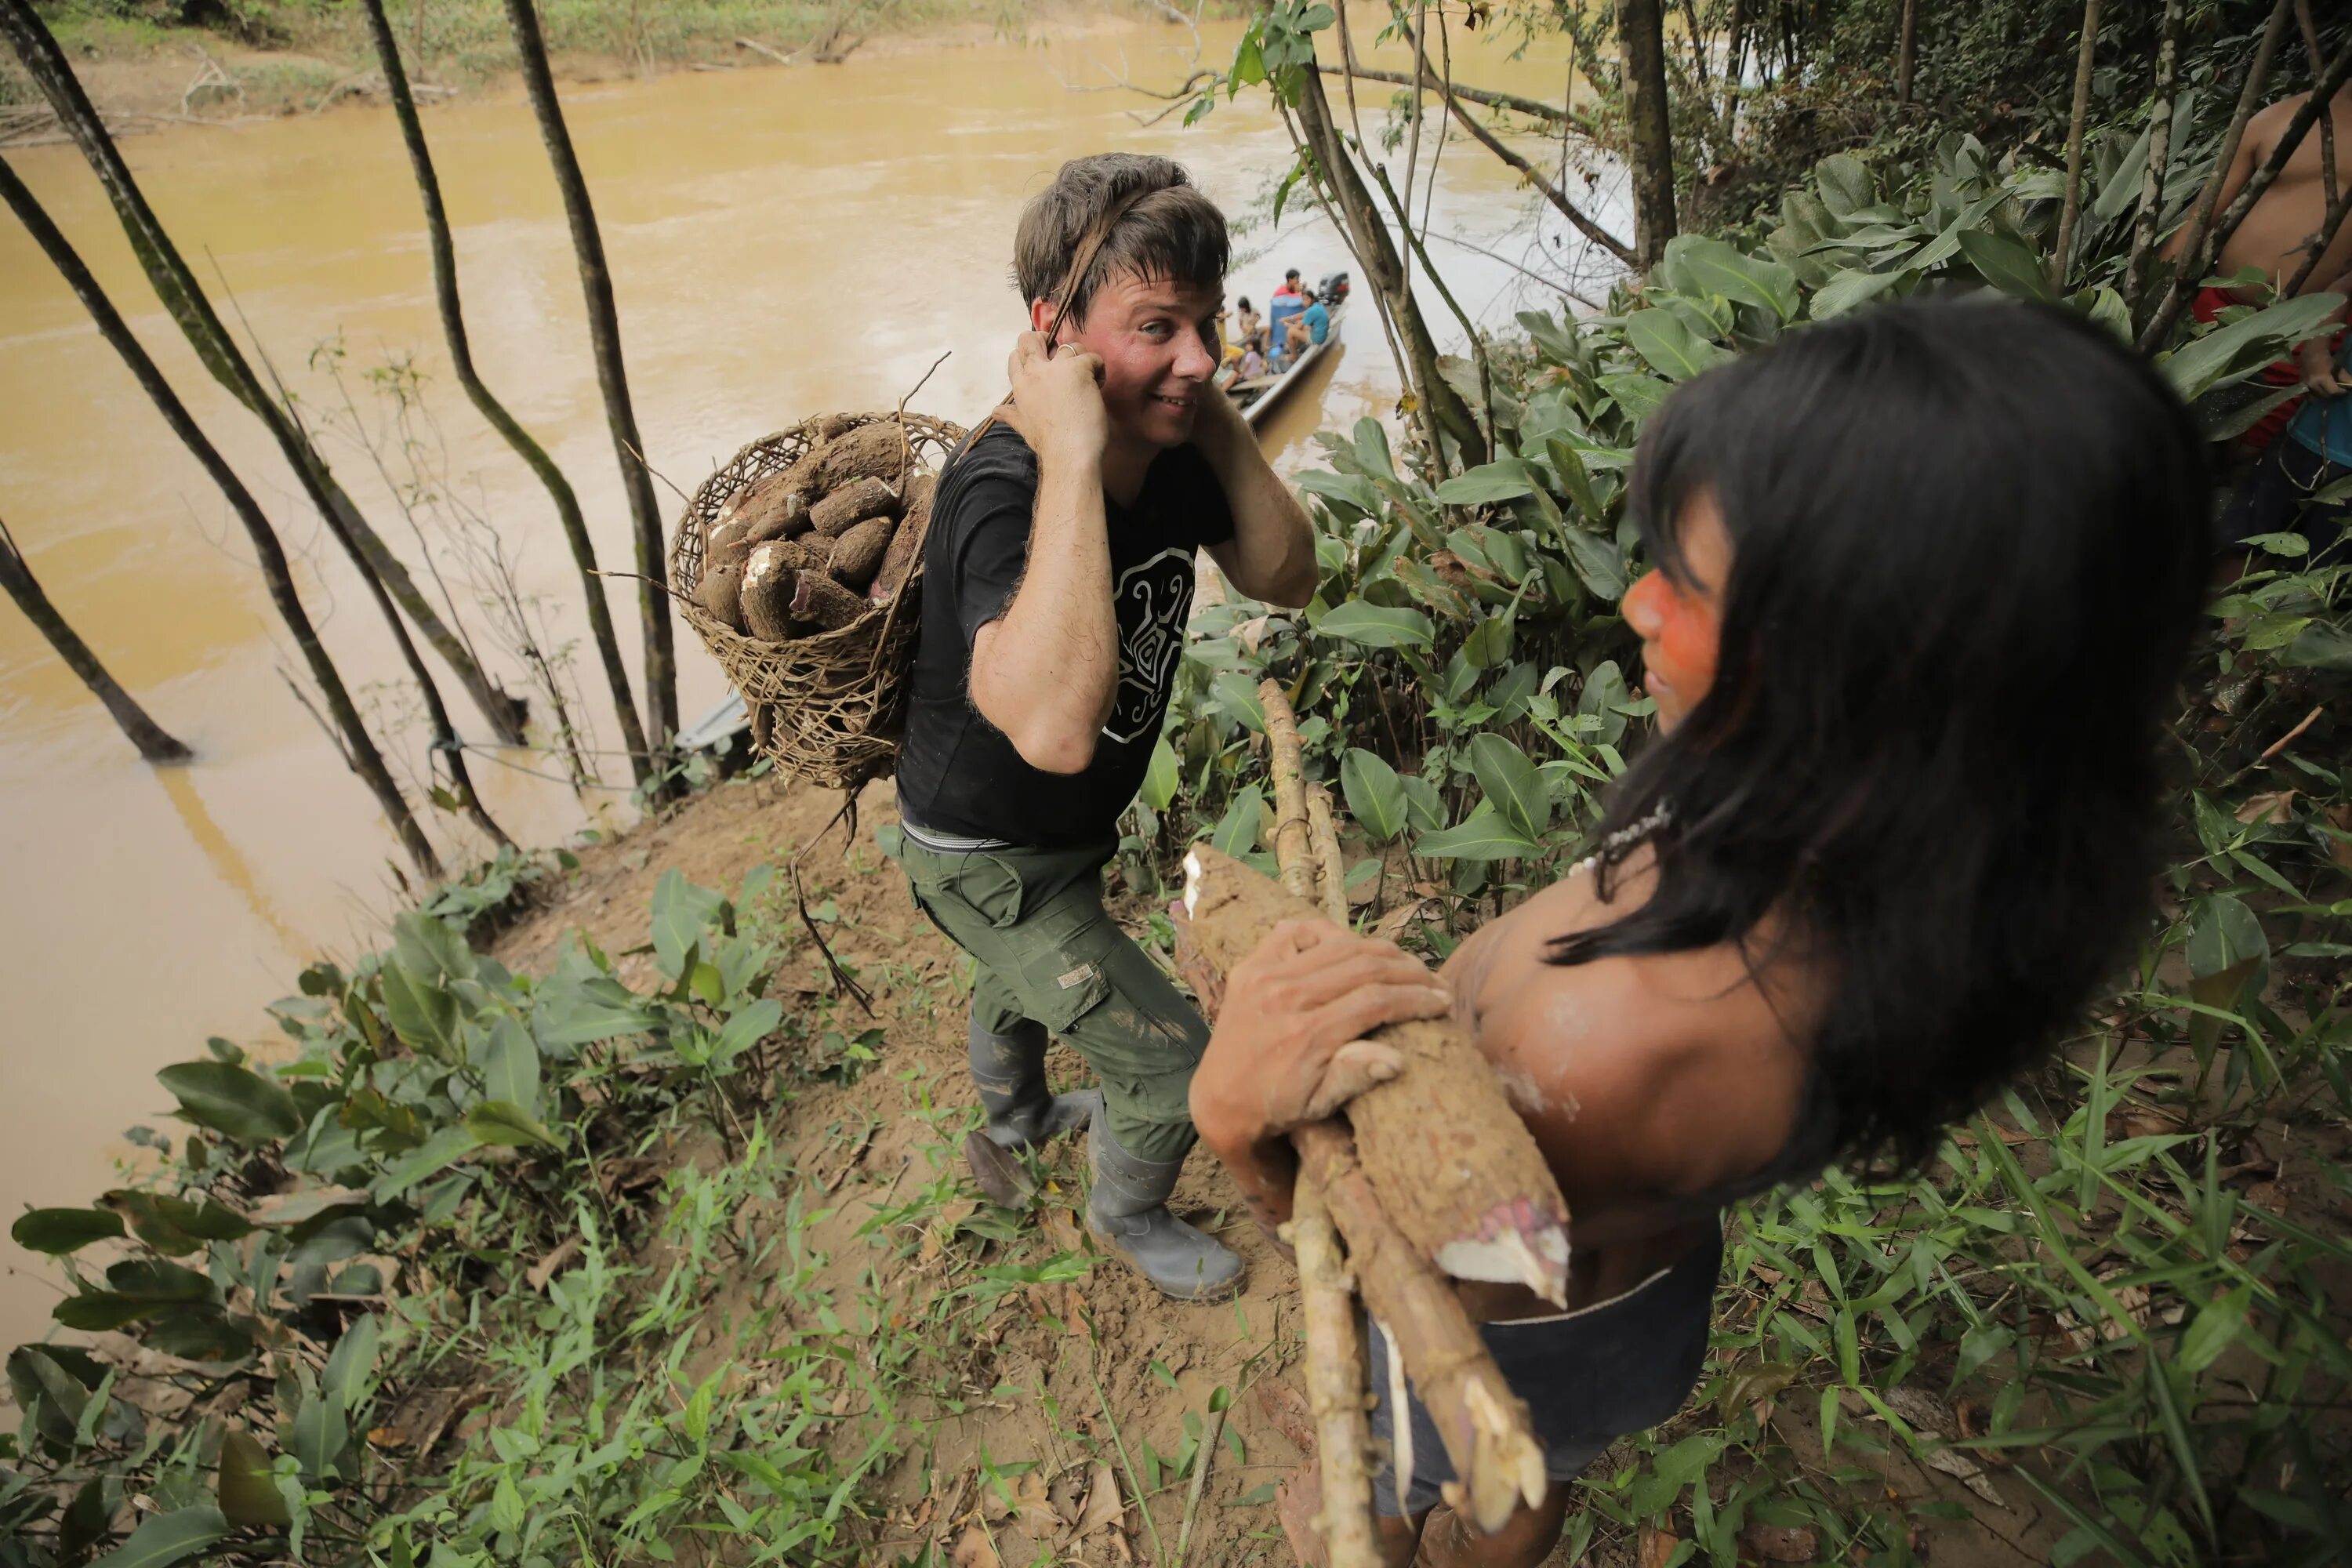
[887,154,1318,1301]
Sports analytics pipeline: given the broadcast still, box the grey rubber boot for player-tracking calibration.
[1086,1118,1246,1303]
[965,1014,1100,1207]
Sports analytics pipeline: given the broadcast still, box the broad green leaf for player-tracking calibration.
[1814,154,1875,218]
[1955,228,2053,303]
[87,1504,228,1568]
[54,1292,164,1331]
[1809,264,1906,319]
[466,1099,562,1150]
[157,1060,299,1142]
[291,1383,348,1481]
[2177,1285,2250,1375]
[650,869,728,983]
[1598,372,1671,423]
[377,957,462,1063]
[104,1192,252,1255]
[1208,785,1265,858]
[218,1429,291,1527]
[1313,601,1435,648]
[481,1015,541,1121]
[1141,736,1181,812]
[140,1305,253,1362]
[1396,773,1447,833]
[11,1207,124,1254]
[1433,462,1536,505]
[369,1123,477,1201]
[9,1346,89,1443]
[321,1313,381,1412]
[1578,660,1634,746]
[714,998,784,1065]
[1462,610,1515,670]
[1625,308,1732,381]
[390,909,473,989]
[2159,291,2346,401]
[1340,748,1408,844]
[2084,285,2132,343]
[104,1258,212,1305]
[1468,734,1552,843]
[1414,811,1541,862]
[1559,523,1628,603]
[1211,670,1267,732]
[1664,234,1801,320]
[2281,620,2352,671]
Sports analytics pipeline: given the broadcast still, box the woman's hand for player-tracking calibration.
[1189,920,1451,1155]
[1006,331,1108,467]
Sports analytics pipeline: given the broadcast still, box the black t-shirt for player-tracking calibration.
[895,423,1235,848]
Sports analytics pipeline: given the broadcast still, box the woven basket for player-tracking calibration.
[670,411,966,790]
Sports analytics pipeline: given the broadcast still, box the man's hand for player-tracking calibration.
[1185,368,1254,466]
[2298,334,2349,397]
[1007,331,1109,466]
[1189,920,1450,1149]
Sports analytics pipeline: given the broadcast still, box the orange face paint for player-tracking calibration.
[1623,566,1722,726]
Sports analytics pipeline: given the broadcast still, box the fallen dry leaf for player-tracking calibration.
[524,1236,581,1292]
[1073,1461,1124,1540]
[1041,1206,1085,1254]
[1048,1466,1088,1526]
[2235,789,2297,826]
[1013,1471,1058,1535]
[1639,1525,1681,1568]
[1255,1381,1316,1452]
[1923,1444,2005,1508]
[1370,898,1436,942]
[1883,1386,1957,1439]
[949,1525,1000,1568]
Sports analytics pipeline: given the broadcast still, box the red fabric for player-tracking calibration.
[2196,286,2303,452]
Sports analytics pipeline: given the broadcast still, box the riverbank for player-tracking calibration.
[0,0,1202,140]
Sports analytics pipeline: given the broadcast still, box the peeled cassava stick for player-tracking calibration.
[1259,677,1319,903]
[1182,844,1571,1303]
[1292,1121,1548,1534]
[1307,782,1348,927]
[1287,1171,1381,1568]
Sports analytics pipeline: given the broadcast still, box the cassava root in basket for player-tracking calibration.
[785,419,911,499]
[828,514,895,590]
[740,543,800,641]
[696,557,746,632]
[870,474,932,604]
[809,475,899,539]
[790,572,869,632]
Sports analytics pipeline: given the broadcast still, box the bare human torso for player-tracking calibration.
[1437,850,1823,1322]
[2211,89,2352,299]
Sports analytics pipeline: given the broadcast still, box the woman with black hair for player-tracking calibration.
[1189,296,2214,1568]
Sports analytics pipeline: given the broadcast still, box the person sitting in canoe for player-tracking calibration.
[1186,296,2212,1566]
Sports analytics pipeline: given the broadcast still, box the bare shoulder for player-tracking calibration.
[2248,92,2312,151]
[1454,864,1816,1207]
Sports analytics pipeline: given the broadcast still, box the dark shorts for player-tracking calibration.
[2217,436,2351,555]
[1366,1227,1723,1516]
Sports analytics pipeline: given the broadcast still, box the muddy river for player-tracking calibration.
[0,15,1618,1345]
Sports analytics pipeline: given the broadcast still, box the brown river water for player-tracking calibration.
[0,16,1610,1345]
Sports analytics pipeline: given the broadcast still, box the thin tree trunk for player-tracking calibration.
[2296,0,2337,213]
[1680,0,1711,93]
[1723,0,1747,126]
[1619,0,1679,267]
[0,156,441,878]
[1895,0,1917,106]
[2282,184,2352,296]
[0,513,192,764]
[0,0,528,749]
[2049,0,2103,292]
[502,0,678,768]
[1285,50,1488,470]
[359,0,652,791]
[2123,0,2187,314]
[2141,29,2352,352]
[2139,0,2291,320]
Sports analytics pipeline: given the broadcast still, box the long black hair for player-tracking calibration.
[1550,296,2210,1174]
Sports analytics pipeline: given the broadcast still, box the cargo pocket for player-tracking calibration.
[944,851,1027,931]
[1008,909,1116,1034]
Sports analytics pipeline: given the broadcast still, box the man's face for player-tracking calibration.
[1040,269,1223,451]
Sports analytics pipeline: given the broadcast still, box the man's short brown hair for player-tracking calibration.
[1013,154,1229,329]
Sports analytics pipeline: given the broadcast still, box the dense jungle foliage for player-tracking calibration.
[9,1,2352,1565]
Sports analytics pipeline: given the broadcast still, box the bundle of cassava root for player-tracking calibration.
[1167,680,1571,1563]
[691,413,937,641]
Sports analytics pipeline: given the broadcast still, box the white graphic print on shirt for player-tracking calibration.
[1102,546,1196,744]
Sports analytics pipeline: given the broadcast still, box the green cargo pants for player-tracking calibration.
[883,829,1209,1164]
